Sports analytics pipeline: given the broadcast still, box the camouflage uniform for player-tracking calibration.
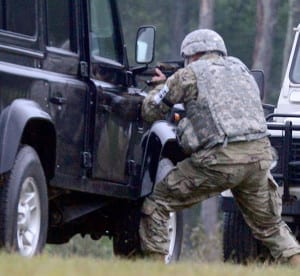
[139,52,300,260]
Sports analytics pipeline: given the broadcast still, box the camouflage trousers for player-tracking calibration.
[139,138,300,260]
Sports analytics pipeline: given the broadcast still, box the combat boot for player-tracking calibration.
[289,254,300,266]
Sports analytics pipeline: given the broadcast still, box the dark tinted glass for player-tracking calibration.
[6,0,36,36]
[0,2,3,29]
[89,0,119,61]
[46,0,76,51]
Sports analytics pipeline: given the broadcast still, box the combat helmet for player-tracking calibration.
[180,29,227,57]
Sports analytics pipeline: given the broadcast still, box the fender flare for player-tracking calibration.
[0,99,55,175]
[140,120,185,197]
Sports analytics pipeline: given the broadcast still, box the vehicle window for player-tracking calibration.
[291,38,300,83]
[0,3,2,29]
[46,0,76,52]
[89,0,120,61]
[0,0,36,36]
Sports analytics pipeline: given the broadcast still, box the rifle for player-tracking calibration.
[144,60,184,86]
[156,61,184,77]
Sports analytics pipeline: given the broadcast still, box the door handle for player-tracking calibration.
[49,96,67,105]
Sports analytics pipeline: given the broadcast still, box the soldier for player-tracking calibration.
[139,29,300,265]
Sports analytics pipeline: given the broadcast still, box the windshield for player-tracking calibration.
[290,35,300,83]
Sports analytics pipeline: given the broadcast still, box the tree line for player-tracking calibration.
[119,0,300,104]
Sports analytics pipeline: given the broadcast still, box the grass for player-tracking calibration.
[0,254,298,276]
[1,216,295,275]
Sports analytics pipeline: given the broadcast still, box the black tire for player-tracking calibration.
[223,211,270,264]
[113,207,183,263]
[113,204,142,258]
[114,157,184,262]
[0,145,48,256]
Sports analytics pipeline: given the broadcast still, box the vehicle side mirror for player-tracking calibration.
[251,69,265,100]
[135,26,155,64]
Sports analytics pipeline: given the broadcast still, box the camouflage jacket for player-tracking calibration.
[142,53,268,154]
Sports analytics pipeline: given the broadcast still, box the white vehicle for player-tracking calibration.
[222,24,300,263]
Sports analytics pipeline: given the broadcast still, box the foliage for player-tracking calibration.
[269,1,289,103]
[118,0,290,103]
[182,221,223,262]
[118,0,198,64]
[46,235,113,259]
[215,0,257,67]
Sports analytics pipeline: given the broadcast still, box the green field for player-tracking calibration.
[0,231,295,275]
[0,254,298,276]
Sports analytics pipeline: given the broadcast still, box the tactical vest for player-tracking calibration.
[177,56,268,154]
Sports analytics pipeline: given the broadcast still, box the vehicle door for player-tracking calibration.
[44,0,88,179]
[88,0,144,185]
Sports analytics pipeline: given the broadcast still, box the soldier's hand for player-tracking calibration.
[152,68,167,84]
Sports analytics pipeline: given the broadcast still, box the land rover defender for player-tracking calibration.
[0,0,185,262]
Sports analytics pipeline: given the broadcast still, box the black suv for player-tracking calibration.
[0,0,184,261]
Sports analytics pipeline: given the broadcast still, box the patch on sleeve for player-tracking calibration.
[153,84,170,104]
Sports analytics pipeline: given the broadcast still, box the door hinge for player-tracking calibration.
[80,61,89,77]
[81,151,92,168]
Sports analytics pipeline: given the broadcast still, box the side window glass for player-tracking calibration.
[89,0,120,61]
[0,0,36,36]
[291,38,300,84]
[0,3,3,29]
[46,0,76,52]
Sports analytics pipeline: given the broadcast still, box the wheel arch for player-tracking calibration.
[140,121,185,197]
[0,99,56,180]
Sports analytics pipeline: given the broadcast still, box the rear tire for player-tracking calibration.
[113,204,141,257]
[112,208,183,263]
[113,158,184,262]
[223,211,270,263]
[0,145,48,256]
